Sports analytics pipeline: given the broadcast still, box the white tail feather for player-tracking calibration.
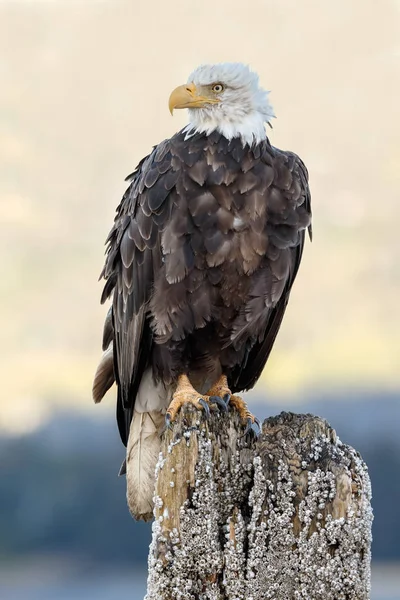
[126,410,165,521]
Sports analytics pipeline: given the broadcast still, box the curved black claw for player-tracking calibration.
[243,416,262,438]
[164,413,174,432]
[118,459,127,477]
[198,398,211,418]
[209,395,229,413]
[252,417,262,436]
[222,393,231,405]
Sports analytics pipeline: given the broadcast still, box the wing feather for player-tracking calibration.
[229,148,311,393]
[99,139,179,445]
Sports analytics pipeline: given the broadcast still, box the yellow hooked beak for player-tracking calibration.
[168,82,220,114]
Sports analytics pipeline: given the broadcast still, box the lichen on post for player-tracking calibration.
[145,408,372,600]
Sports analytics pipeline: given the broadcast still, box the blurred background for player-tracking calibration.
[1,0,399,598]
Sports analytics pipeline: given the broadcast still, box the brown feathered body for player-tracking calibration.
[93,129,311,519]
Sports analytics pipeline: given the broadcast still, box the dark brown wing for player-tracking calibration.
[100,139,179,445]
[229,148,312,393]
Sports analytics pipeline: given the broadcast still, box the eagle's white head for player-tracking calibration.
[169,62,275,146]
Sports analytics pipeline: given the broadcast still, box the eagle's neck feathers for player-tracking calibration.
[183,110,269,147]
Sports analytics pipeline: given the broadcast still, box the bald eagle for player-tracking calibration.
[93,63,312,520]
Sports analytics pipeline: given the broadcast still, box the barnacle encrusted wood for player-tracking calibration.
[145,408,372,600]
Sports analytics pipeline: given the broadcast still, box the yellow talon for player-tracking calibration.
[165,375,210,425]
[206,375,260,434]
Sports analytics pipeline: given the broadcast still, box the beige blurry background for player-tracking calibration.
[1,0,399,433]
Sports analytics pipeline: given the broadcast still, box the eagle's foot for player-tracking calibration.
[165,374,227,429]
[206,377,232,406]
[207,375,261,437]
[229,395,261,437]
[165,392,209,428]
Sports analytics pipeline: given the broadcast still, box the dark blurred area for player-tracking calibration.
[1,392,399,567]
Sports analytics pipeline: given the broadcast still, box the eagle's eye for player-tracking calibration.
[212,83,224,93]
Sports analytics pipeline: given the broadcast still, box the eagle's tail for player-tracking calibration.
[92,308,115,404]
[92,344,115,404]
[126,409,165,521]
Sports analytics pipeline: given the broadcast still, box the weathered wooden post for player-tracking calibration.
[144,407,372,600]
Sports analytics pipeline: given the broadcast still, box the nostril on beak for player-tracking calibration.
[185,87,192,93]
